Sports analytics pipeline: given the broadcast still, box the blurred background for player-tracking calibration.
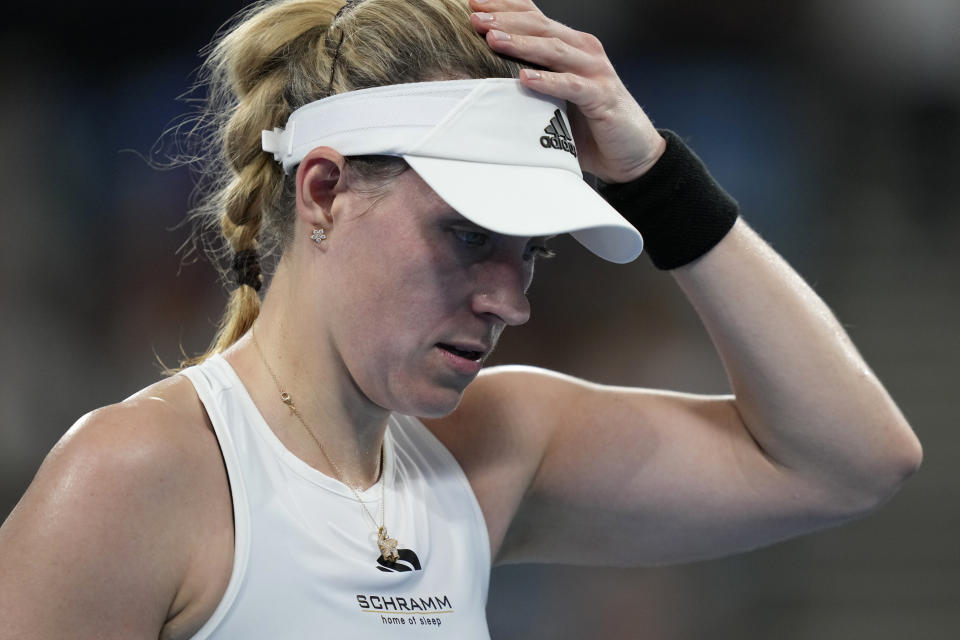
[1,0,957,637]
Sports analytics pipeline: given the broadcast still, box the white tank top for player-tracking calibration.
[180,353,491,639]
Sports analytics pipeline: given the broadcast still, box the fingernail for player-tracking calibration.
[491,29,511,41]
[474,0,489,4]
[521,69,541,80]
[474,12,494,22]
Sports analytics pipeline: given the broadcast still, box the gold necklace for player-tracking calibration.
[250,325,400,562]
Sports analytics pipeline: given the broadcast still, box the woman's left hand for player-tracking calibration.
[469,0,666,184]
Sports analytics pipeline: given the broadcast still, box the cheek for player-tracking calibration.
[344,222,462,327]
[347,250,449,332]
[340,287,465,416]
[329,237,465,403]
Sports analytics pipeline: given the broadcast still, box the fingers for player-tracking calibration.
[469,11,606,75]
[482,26,598,75]
[469,0,541,13]
[468,0,621,117]
[470,7,555,39]
[469,0,660,183]
[512,68,613,115]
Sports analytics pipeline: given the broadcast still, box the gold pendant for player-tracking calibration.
[378,526,399,562]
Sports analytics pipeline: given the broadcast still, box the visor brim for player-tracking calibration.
[404,156,643,264]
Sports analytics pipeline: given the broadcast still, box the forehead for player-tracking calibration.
[380,167,460,219]
[378,167,555,243]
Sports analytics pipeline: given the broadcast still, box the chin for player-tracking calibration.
[388,381,469,419]
[412,402,462,420]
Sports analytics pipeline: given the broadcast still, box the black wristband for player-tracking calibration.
[594,130,739,270]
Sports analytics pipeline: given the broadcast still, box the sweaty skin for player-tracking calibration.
[0,2,921,639]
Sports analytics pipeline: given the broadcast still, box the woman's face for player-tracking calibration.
[317,168,549,418]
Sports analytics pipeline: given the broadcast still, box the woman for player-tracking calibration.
[0,0,922,638]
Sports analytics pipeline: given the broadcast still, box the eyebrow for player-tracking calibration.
[441,214,558,243]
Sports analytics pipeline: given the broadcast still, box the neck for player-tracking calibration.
[224,261,389,491]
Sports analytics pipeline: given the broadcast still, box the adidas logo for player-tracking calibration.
[539,109,577,158]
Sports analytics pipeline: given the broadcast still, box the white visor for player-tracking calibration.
[262,78,643,263]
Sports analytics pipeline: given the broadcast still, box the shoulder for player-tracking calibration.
[451,364,591,413]
[430,364,594,440]
[422,365,591,556]
[46,373,228,573]
[427,365,561,442]
[0,373,227,638]
[57,373,216,483]
[13,373,221,557]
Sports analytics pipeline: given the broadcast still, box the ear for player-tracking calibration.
[295,147,347,228]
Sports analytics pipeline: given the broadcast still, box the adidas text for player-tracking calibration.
[540,134,578,157]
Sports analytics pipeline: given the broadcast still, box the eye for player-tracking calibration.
[524,241,557,262]
[452,228,489,248]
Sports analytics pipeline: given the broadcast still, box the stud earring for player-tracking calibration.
[311,228,327,243]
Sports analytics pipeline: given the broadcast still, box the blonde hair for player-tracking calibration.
[173,0,523,370]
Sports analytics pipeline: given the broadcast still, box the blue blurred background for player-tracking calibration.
[1,1,958,637]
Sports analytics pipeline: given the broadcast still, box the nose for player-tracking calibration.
[470,254,532,327]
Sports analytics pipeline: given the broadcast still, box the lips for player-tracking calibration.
[436,343,487,361]
[435,343,486,377]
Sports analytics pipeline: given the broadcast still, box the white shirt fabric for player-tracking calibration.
[180,353,491,639]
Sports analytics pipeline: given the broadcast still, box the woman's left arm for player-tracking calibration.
[453,0,923,565]
[671,215,922,498]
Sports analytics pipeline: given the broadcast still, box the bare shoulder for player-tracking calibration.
[12,373,216,533]
[0,374,232,640]
[74,374,214,466]
[422,365,584,557]
[427,364,592,455]
[46,373,222,520]
[424,364,567,465]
